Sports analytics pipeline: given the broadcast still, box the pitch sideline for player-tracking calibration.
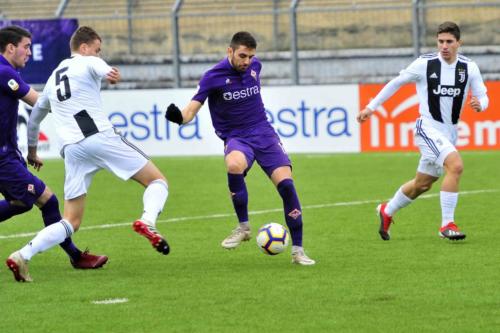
[0,189,497,240]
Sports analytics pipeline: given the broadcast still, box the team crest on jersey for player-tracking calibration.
[250,70,257,80]
[27,184,35,195]
[225,78,232,85]
[288,208,302,220]
[458,69,466,83]
[8,79,19,91]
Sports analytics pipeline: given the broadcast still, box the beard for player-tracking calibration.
[230,56,248,72]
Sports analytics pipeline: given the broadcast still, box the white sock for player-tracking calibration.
[385,187,413,216]
[19,219,74,261]
[141,179,168,226]
[440,191,458,227]
[292,245,303,254]
[239,222,250,230]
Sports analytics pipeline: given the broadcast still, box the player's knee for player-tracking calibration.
[35,186,54,207]
[226,161,246,174]
[448,163,463,177]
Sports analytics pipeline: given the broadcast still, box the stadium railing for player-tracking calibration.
[0,0,498,87]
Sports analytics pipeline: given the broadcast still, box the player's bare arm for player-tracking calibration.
[469,96,482,112]
[20,87,38,106]
[27,146,43,171]
[357,107,375,123]
[165,100,202,125]
[106,67,120,84]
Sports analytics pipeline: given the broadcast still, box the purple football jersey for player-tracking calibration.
[0,55,30,155]
[0,55,45,204]
[192,57,271,139]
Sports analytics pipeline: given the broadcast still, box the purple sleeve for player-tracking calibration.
[192,72,214,104]
[0,68,30,99]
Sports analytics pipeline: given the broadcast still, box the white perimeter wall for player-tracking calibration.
[20,85,361,158]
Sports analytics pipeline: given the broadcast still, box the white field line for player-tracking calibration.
[92,298,129,305]
[0,189,497,240]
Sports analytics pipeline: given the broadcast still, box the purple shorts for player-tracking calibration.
[224,127,291,177]
[0,152,46,206]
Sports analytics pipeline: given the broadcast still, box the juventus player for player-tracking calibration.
[7,27,170,282]
[357,22,488,241]
[1,26,107,282]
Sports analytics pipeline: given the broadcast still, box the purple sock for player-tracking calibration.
[0,200,32,222]
[227,173,249,223]
[277,179,303,246]
[40,195,81,260]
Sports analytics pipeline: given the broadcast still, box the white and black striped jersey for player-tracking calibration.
[30,54,114,148]
[367,52,488,125]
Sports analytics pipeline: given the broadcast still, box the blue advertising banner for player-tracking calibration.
[0,18,78,84]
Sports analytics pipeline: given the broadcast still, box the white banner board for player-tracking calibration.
[18,85,361,158]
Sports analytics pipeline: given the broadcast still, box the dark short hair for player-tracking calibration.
[0,25,32,53]
[70,26,102,51]
[437,21,460,41]
[230,31,257,50]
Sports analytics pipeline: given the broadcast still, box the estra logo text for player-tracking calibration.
[359,82,500,152]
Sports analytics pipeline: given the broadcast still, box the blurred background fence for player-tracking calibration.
[1,0,499,88]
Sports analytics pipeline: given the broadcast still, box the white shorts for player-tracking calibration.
[414,117,457,177]
[63,129,149,200]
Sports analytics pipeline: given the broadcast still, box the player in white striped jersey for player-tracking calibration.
[357,21,489,241]
[7,27,171,282]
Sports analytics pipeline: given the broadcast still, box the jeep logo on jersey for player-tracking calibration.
[432,85,461,97]
[222,85,260,101]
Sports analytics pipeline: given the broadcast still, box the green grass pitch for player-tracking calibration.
[1,151,500,332]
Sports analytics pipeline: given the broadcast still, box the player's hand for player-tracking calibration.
[469,96,482,112]
[27,149,44,171]
[357,107,375,123]
[165,103,184,125]
[106,67,121,84]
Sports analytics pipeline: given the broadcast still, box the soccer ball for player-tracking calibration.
[256,223,290,255]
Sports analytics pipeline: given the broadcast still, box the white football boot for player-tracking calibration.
[291,248,316,266]
[6,251,33,282]
[221,226,251,249]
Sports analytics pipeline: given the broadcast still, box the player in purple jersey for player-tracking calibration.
[165,31,315,265]
[0,26,107,281]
